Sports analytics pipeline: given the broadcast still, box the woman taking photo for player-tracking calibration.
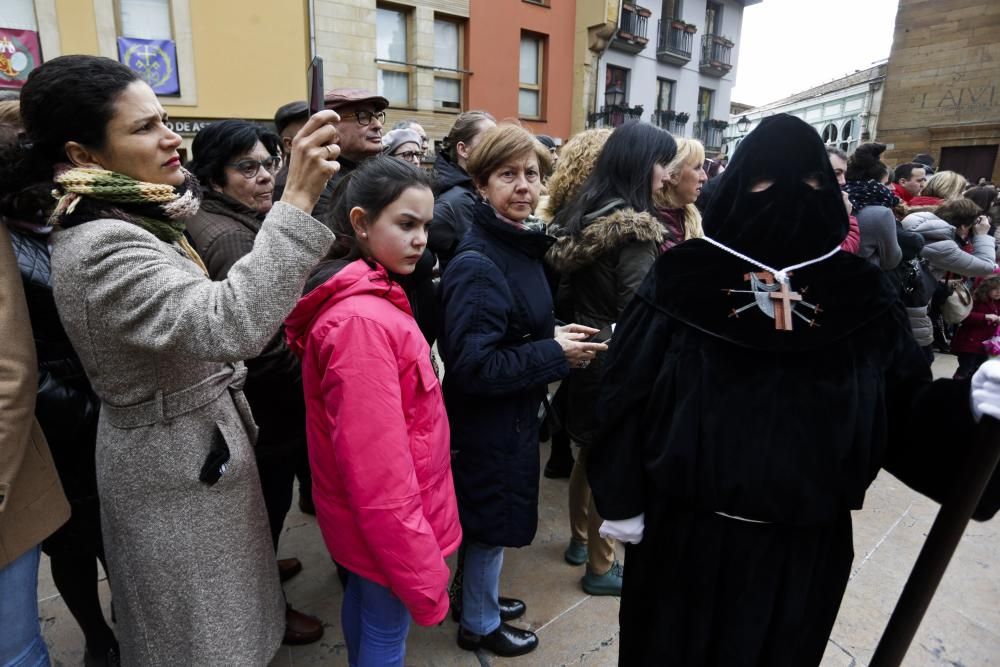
[428,110,496,270]
[184,119,324,644]
[0,55,340,665]
[285,157,461,666]
[439,124,606,658]
[547,121,678,597]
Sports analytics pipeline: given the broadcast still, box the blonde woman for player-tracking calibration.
[910,170,968,207]
[656,137,707,250]
[536,128,612,223]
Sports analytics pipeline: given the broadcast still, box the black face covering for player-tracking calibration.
[702,114,848,268]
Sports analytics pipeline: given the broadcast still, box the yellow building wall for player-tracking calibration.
[54,0,99,56]
[164,0,311,120]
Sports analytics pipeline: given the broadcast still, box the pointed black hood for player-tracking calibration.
[703,114,848,268]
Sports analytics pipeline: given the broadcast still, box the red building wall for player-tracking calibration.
[467,0,575,140]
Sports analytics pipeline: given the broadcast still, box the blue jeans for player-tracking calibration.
[461,543,504,635]
[0,546,50,667]
[341,572,411,667]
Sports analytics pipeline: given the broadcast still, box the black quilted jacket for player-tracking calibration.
[9,225,100,502]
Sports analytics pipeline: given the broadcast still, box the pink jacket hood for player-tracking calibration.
[285,258,461,626]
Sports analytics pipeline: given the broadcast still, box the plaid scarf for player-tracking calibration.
[50,165,202,243]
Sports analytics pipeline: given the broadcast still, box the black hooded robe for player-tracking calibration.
[587,115,997,666]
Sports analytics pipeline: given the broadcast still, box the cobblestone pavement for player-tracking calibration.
[39,354,999,666]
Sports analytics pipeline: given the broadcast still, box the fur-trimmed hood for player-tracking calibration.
[547,206,664,273]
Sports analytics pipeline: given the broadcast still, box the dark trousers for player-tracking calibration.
[255,431,305,552]
[955,352,988,380]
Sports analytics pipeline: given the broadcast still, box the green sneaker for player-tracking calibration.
[581,560,623,596]
[563,540,587,566]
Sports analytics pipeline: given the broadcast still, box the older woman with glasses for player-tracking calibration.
[382,127,424,166]
[184,119,326,646]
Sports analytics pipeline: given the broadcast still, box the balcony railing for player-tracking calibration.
[700,34,734,76]
[588,104,645,129]
[656,18,694,65]
[652,110,688,136]
[694,122,725,150]
[611,3,650,54]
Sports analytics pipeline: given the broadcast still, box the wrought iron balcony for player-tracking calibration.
[652,110,689,136]
[656,18,694,65]
[611,3,651,54]
[588,104,645,129]
[694,120,727,151]
[700,33,734,77]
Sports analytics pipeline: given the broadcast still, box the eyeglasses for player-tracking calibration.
[394,150,424,162]
[226,156,282,179]
[341,110,387,126]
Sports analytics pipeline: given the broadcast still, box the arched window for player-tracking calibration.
[839,119,856,152]
[821,123,838,144]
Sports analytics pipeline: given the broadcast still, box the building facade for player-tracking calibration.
[2,0,312,156]
[877,0,1000,183]
[467,0,575,140]
[2,0,482,158]
[584,0,760,152]
[723,63,887,158]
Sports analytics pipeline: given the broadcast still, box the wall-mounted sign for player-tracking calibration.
[0,28,41,89]
[118,37,179,95]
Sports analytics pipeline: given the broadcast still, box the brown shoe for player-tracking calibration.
[278,557,303,583]
[283,605,323,645]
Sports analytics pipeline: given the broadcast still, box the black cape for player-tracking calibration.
[586,114,997,665]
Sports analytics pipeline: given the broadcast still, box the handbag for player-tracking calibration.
[941,279,973,324]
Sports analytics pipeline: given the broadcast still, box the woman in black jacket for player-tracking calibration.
[1,101,119,667]
[428,110,495,271]
[547,121,677,597]
[438,124,605,658]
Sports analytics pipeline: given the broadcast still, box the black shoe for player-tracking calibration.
[451,596,526,623]
[457,622,538,657]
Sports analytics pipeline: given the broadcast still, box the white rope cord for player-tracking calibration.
[702,236,842,284]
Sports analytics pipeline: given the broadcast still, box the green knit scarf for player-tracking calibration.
[51,165,202,243]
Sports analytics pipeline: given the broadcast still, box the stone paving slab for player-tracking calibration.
[38,354,999,666]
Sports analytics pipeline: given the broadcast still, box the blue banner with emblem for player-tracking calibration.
[117,37,179,95]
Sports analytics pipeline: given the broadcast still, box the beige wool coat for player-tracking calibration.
[50,202,333,666]
[0,222,69,568]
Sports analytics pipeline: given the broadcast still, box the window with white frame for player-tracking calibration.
[433,17,463,111]
[376,5,410,106]
[1,0,38,32]
[840,119,856,152]
[518,32,544,119]
[118,0,172,39]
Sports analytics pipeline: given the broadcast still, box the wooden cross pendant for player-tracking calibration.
[745,271,802,331]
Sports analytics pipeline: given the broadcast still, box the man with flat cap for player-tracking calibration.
[274,88,388,220]
[274,100,309,163]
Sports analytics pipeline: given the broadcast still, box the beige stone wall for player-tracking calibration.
[313,0,470,149]
[877,0,1000,181]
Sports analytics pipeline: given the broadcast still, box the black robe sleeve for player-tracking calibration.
[882,301,999,521]
[587,291,673,521]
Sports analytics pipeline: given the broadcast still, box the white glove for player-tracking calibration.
[970,359,1000,422]
[599,514,644,544]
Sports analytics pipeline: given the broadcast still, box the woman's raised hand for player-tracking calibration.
[554,323,607,369]
[280,109,342,216]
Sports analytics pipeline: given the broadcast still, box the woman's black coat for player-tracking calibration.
[438,201,569,547]
[9,227,100,502]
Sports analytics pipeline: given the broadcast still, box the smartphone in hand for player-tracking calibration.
[587,323,615,346]
[307,56,324,115]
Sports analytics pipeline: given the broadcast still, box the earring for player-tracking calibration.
[361,232,368,238]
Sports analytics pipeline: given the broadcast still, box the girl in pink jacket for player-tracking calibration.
[286,158,461,666]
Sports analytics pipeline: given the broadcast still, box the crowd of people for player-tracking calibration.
[1,54,999,667]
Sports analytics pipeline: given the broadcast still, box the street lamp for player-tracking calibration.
[605,84,626,108]
[736,115,750,134]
